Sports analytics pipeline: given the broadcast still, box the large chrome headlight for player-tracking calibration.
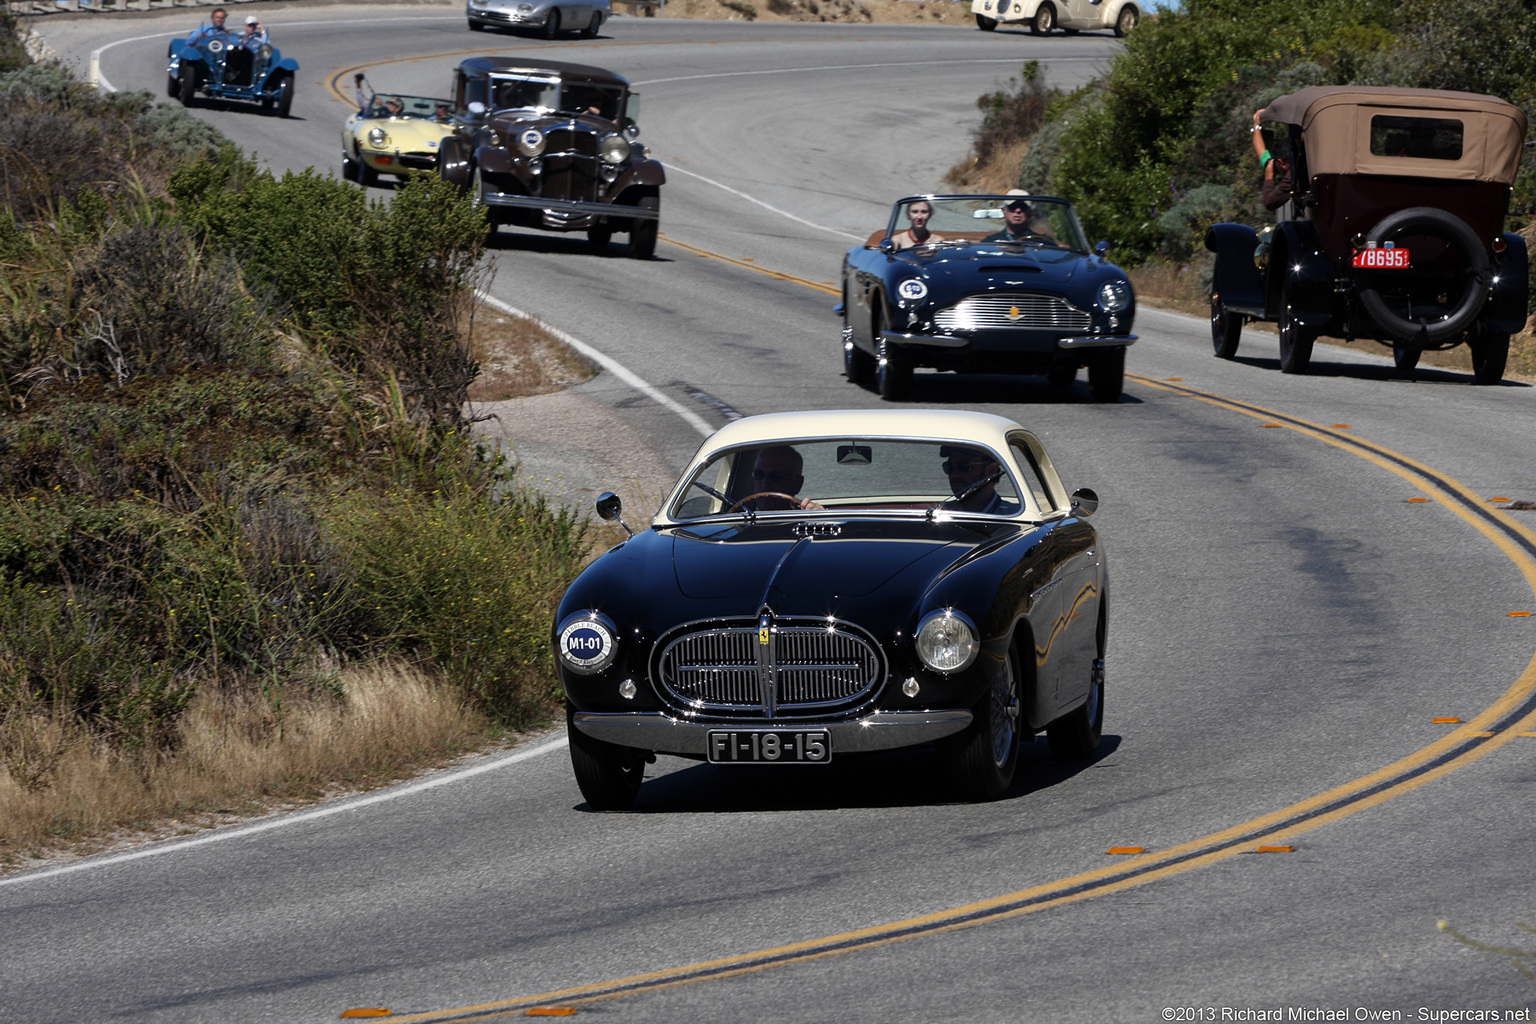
[598,133,629,165]
[516,127,546,158]
[367,127,389,147]
[915,610,979,674]
[557,612,619,675]
[1098,280,1131,312]
[207,38,225,53]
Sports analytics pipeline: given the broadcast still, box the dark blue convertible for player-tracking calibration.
[838,194,1137,401]
[166,32,297,117]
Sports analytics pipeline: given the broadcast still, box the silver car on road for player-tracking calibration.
[466,0,609,38]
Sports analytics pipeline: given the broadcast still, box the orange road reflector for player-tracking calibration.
[1331,424,1351,429]
[1407,497,1430,503]
[742,257,755,262]
[1106,846,1145,855]
[1491,497,1512,502]
[526,1009,578,1017]
[1255,845,1293,853]
[340,1011,392,1019]
[1261,423,1281,428]
[1167,377,1183,381]
[1510,611,1533,617]
[1431,717,1461,724]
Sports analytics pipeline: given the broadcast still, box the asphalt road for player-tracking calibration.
[7,7,1536,1022]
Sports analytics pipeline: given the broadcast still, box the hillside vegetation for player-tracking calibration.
[0,14,587,865]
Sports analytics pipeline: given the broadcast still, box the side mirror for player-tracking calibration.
[1093,241,1111,258]
[1070,487,1099,518]
[595,491,633,536]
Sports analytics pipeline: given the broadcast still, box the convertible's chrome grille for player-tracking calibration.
[933,293,1091,333]
[541,128,599,202]
[657,621,882,716]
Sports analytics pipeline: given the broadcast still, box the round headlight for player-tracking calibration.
[208,38,224,53]
[896,278,928,306]
[258,43,273,60]
[1098,280,1131,312]
[915,610,979,674]
[367,127,389,148]
[557,613,618,675]
[516,127,546,158]
[598,133,629,165]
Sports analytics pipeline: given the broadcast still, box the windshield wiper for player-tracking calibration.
[929,469,1006,518]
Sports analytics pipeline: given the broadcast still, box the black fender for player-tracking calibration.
[611,158,665,194]
[1481,232,1529,335]
[1204,222,1264,314]
[437,136,473,191]
[1271,219,1333,327]
[476,146,518,177]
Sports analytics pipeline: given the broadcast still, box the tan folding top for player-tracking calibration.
[1262,86,1527,184]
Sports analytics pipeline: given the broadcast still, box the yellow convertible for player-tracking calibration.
[341,93,456,187]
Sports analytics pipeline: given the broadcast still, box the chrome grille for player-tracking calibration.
[933,293,1091,333]
[540,127,599,202]
[657,620,882,716]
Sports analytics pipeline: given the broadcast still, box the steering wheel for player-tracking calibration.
[728,491,800,513]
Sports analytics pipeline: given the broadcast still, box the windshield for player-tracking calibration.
[365,94,454,120]
[885,196,1090,253]
[669,439,1025,520]
[488,75,625,119]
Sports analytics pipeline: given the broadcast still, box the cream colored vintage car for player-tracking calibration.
[341,93,457,187]
[971,0,1139,35]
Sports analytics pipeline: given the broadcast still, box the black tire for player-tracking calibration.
[975,13,997,29]
[273,73,293,119]
[542,8,561,38]
[359,160,380,188]
[1088,347,1124,401]
[874,317,912,401]
[1030,2,1054,34]
[472,165,499,236]
[341,154,358,183]
[582,11,602,37]
[1114,4,1138,36]
[167,73,179,99]
[1392,342,1421,374]
[567,707,645,811]
[629,195,659,258]
[587,224,613,252]
[178,63,198,107]
[1469,324,1509,385]
[468,18,486,30]
[1357,207,1491,344]
[947,647,1022,801]
[1047,362,1077,389]
[843,327,875,385]
[1278,282,1315,375]
[1047,657,1104,760]
[1210,282,1242,359]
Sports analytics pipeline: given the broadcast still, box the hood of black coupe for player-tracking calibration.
[669,518,1001,600]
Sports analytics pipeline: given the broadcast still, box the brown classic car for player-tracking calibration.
[1206,86,1528,382]
[437,58,664,257]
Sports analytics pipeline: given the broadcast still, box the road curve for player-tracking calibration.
[7,10,1536,1021]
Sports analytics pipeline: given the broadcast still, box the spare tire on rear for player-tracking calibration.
[1356,206,1490,344]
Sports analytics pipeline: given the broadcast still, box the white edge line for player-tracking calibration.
[0,736,569,889]
[478,292,713,438]
[663,164,862,242]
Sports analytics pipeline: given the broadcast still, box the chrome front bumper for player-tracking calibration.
[480,192,659,220]
[880,329,1138,351]
[571,709,973,756]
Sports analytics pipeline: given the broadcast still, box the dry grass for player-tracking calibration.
[1128,261,1536,382]
[0,663,492,873]
[645,0,971,23]
[944,137,1031,193]
[466,309,598,402]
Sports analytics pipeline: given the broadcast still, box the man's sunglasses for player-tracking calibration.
[942,458,989,474]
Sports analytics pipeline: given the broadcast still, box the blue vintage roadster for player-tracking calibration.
[166,31,297,117]
[839,194,1137,401]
